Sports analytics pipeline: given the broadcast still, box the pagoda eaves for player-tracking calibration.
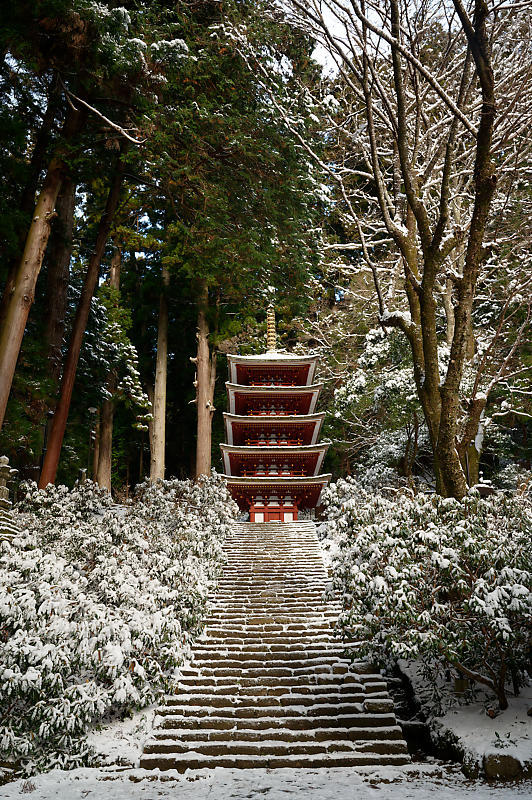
[227,352,318,387]
[225,382,322,416]
[220,442,329,478]
[223,412,325,447]
[221,336,330,521]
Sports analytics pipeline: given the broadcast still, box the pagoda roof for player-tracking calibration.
[220,443,328,454]
[227,351,318,364]
[223,411,326,424]
[227,352,318,385]
[223,412,325,446]
[220,443,329,477]
[225,382,322,416]
[226,382,322,393]
[222,474,332,508]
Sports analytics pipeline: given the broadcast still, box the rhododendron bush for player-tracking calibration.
[323,479,532,710]
[0,474,236,773]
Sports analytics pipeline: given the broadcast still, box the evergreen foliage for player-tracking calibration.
[0,473,236,773]
[323,479,532,710]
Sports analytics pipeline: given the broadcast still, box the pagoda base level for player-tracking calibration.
[249,503,298,523]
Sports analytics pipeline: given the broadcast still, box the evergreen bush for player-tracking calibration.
[323,479,532,710]
[0,474,236,773]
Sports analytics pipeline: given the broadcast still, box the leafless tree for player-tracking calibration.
[229,0,532,497]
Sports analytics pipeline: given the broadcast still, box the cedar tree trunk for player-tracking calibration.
[0,158,65,428]
[150,264,169,481]
[44,177,76,383]
[96,246,121,491]
[0,77,60,327]
[38,153,126,487]
[195,281,216,478]
[0,109,81,429]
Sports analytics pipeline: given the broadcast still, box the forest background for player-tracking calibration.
[0,0,530,499]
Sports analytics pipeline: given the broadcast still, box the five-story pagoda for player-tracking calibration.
[221,306,331,522]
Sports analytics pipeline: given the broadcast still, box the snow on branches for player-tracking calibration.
[0,474,237,774]
[272,0,532,497]
[322,479,532,710]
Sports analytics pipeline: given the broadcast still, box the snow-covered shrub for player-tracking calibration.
[323,479,532,710]
[0,473,237,774]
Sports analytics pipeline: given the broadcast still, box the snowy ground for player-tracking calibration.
[435,691,532,777]
[1,764,532,800]
[398,661,532,778]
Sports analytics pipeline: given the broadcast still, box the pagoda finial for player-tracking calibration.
[266,304,277,352]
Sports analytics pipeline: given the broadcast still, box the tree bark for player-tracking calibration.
[96,384,115,491]
[149,265,169,481]
[96,247,121,491]
[38,153,126,487]
[92,418,100,479]
[0,158,65,429]
[44,177,76,383]
[195,280,216,479]
[435,0,497,499]
[0,75,60,327]
[0,109,81,429]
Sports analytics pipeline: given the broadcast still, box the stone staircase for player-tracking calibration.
[140,521,410,770]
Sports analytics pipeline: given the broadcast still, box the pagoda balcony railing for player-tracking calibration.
[244,438,304,446]
[246,409,300,417]
[238,469,309,477]
[249,381,299,387]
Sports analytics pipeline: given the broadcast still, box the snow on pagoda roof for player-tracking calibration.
[225,382,322,415]
[223,412,326,425]
[222,472,332,486]
[223,412,325,446]
[222,474,332,488]
[222,474,332,508]
[220,443,329,478]
[227,351,318,363]
[220,443,328,453]
[225,382,322,392]
[226,351,319,386]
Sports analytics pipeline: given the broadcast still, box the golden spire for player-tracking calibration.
[266,304,277,352]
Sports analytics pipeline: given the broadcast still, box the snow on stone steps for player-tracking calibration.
[139,521,410,770]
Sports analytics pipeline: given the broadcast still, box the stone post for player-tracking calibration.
[0,455,19,542]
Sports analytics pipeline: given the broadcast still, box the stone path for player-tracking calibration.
[140,521,410,771]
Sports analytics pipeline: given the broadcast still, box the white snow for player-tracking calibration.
[401,661,532,777]
[1,764,531,799]
[86,706,156,767]
[435,689,532,773]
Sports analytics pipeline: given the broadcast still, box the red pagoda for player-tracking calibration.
[221,306,331,522]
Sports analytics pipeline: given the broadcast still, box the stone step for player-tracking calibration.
[155,702,372,719]
[143,740,355,756]
[140,519,409,772]
[157,712,399,731]
[175,674,371,689]
[206,616,339,622]
[190,657,353,670]
[192,645,351,658]
[220,580,327,583]
[179,664,369,679]
[213,583,324,606]
[200,634,339,644]
[203,620,339,628]
[222,560,323,564]
[148,725,405,743]
[142,738,409,757]
[139,752,410,771]
[174,682,367,696]
[205,612,340,621]
[203,619,338,625]
[159,692,367,709]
